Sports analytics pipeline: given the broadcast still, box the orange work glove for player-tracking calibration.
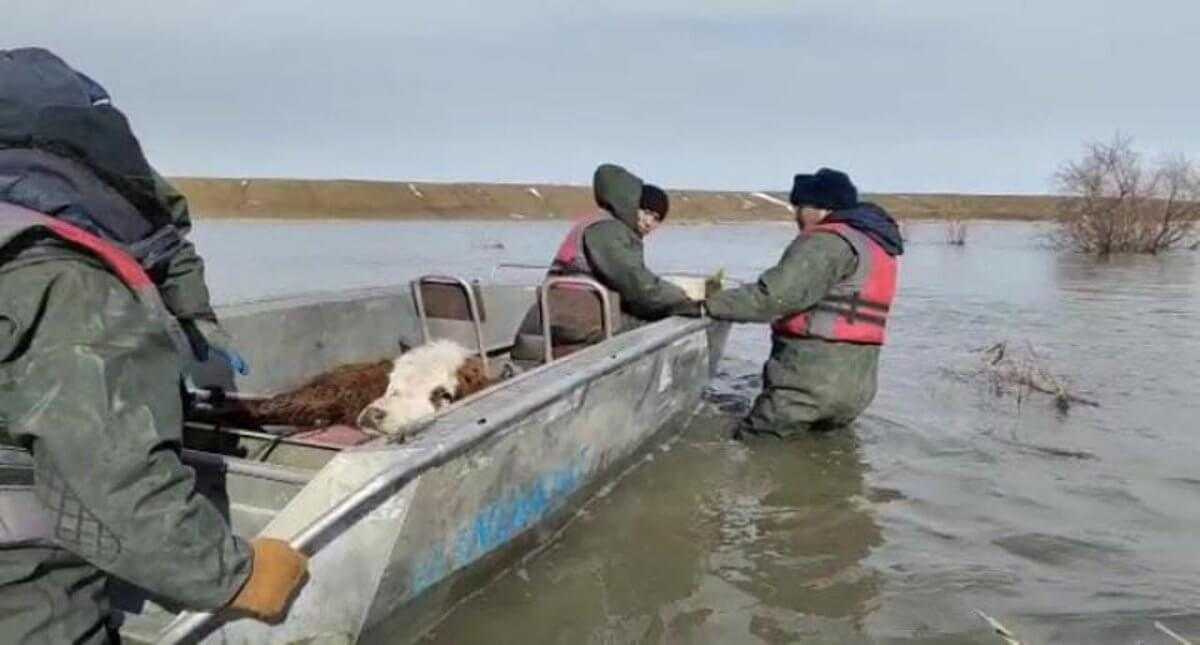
[227,538,309,624]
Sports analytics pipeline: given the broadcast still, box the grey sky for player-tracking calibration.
[9,1,1199,193]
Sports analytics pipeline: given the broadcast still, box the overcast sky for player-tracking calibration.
[9,1,1199,193]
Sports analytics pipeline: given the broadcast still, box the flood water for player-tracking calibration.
[194,219,1200,644]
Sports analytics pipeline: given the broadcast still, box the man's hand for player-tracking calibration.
[705,268,726,299]
[671,299,706,317]
[226,538,309,624]
[183,318,250,375]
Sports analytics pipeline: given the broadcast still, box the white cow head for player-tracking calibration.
[357,340,472,435]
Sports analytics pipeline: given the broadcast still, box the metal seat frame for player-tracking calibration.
[411,274,490,373]
[537,275,615,364]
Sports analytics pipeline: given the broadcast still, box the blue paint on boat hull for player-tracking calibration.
[408,448,591,597]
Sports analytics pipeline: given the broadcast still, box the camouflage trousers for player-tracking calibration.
[736,335,881,439]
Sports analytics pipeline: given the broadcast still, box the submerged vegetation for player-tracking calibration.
[1055,134,1199,256]
[945,218,968,245]
[976,341,1099,412]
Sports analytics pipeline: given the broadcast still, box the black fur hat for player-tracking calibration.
[789,168,858,210]
[639,184,669,218]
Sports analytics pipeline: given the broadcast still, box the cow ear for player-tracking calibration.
[455,362,478,395]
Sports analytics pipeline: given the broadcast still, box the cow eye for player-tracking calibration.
[430,386,453,407]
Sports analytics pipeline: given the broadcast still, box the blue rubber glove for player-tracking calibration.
[184,318,250,375]
[212,345,250,376]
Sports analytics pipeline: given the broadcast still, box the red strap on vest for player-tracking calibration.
[551,213,607,275]
[0,202,193,357]
[41,218,155,289]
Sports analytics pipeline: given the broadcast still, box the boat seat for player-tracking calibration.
[511,358,543,374]
[412,275,517,367]
[512,276,618,364]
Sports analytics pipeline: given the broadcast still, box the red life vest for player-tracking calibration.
[0,200,193,357]
[549,213,608,277]
[772,222,898,345]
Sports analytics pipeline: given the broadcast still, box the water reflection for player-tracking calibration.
[416,412,881,644]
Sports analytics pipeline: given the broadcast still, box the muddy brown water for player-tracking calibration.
[194,219,1200,643]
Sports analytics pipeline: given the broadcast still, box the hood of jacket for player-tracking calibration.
[0,47,171,229]
[592,163,644,233]
[823,202,904,256]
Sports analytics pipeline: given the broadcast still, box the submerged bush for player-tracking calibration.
[976,341,1099,413]
[945,218,968,246]
[1054,134,1199,256]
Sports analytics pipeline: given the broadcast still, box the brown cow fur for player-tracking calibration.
[454,357,492,400]
[214,356,495,429]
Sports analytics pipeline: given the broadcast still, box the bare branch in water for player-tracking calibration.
[1156,621,1194,645]
[976,341,1100,411]
[946,218,968,245]
[973,609,1021,645]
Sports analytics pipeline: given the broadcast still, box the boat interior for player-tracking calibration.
[181,270,631,476]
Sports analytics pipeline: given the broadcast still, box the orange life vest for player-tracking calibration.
[772,222,898,345]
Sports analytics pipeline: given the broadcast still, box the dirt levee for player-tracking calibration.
[171,177,1064,222]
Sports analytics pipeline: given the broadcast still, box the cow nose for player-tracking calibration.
[359,406,387,429]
